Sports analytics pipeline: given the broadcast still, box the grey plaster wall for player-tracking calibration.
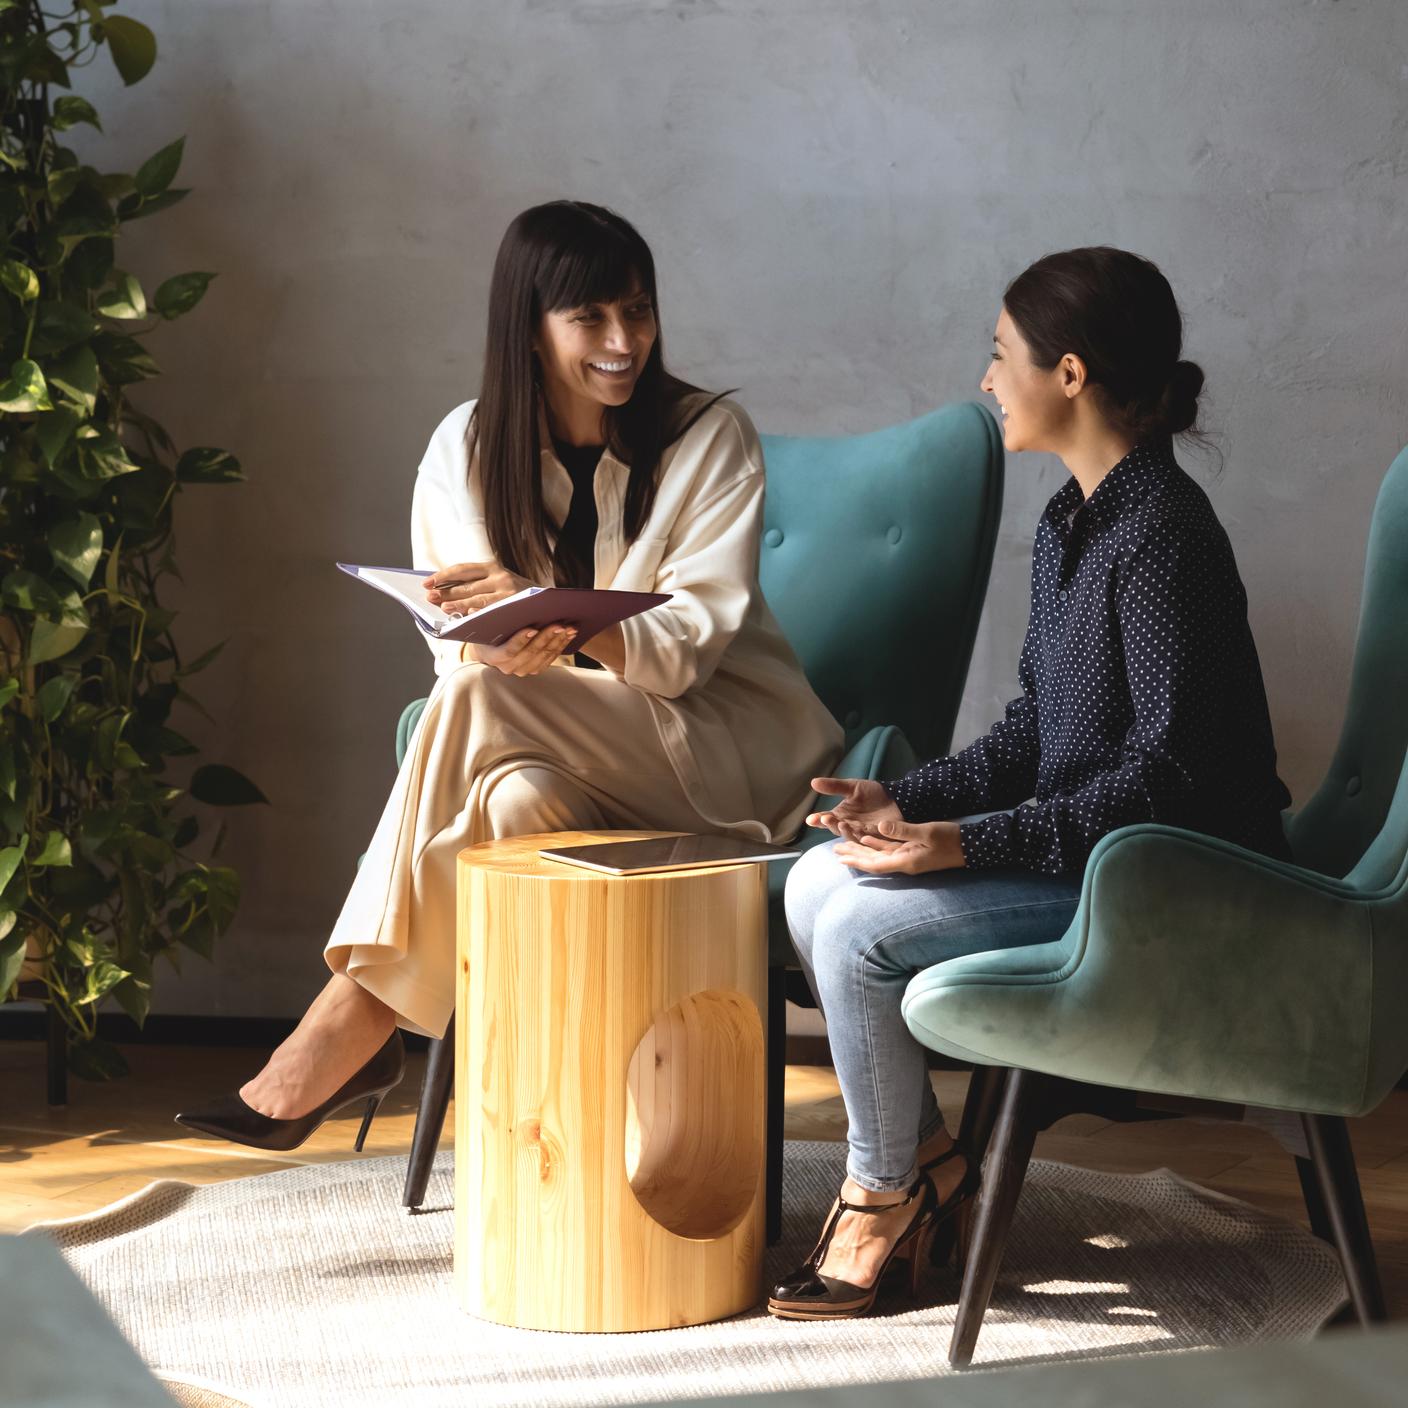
[51,0,1408,1018]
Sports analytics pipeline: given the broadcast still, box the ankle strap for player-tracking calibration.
[835,1172,926,1215]
[919,1143,968,1173]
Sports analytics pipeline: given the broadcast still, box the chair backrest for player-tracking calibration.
[758,402,1004,761]
[1286,444,1408,887]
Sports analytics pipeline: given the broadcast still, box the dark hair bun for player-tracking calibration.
[1158,359,1204,436]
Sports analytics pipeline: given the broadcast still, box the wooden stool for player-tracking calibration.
[453,830,768,1332]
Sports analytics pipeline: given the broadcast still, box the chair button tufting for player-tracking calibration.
[844,710,861,729]
[1346,775,1362,797]
[886,525,902,545]
[763,528,783,548]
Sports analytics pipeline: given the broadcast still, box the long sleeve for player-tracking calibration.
[409,404,486,679]
[958,524,1227,873]
[882,623,1041,822]
[615,410,765,700]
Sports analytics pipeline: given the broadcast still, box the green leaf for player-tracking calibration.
[67,1035,129,1080]
[30,301,100,356]
[0,837,26,893]
[0,258,39,301]
[47,166,82,207]
[95,268,146,320]
[0,929,25,997]
[52,96,102,132]
[36,406,81,467]
[27,618,88,665]
[0,358,54,413]
[65,237,115,292]
[0,678,18,709]
[99,14,157,87]
[153,271,215,320]
[176,447,243,484]
[93,332,158,384]
[190,764,268,806]
[37,674,76,723]
[134,137,183,198]
[117,188,188,222]
[2,570,62,613]
[47,344,99,415]
[49,512,104,588]
[33,831,73,867]
[77,426,139,480]
[0,742,13,802]
[111,973,151,1024]
[176,640,224,677]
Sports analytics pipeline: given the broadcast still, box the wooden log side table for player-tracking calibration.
[453,830,769,1333]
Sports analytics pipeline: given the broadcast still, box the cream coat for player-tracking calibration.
[408,397,843,837]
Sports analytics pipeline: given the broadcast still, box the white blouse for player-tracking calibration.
[408,397,843,837]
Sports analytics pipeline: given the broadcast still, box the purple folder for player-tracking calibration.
[337,563,671,647]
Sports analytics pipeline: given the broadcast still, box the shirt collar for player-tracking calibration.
[1045,437,1178,529]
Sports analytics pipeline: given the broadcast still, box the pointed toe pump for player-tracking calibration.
[174,1028,406,1153]
[767,1173,939,1320]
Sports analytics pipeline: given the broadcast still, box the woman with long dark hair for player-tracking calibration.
[768,247,1291,1320]
[176,202,842,1148]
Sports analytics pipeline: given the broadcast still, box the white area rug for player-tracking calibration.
[24,1142,1346,1408]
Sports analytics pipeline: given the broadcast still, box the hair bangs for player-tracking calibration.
[536,234,649,314]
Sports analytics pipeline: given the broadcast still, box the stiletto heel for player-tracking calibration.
[175,1029,406,1153]
[920,1141,981,1268]
[767,1174,939,1320]
[354,1093,384,1153]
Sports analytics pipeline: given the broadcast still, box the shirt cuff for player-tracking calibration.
[881,777,938,824]
[957,814,1017,870]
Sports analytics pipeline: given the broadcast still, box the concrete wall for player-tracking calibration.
[56,0,1408,1017]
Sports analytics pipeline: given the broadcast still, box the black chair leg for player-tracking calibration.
[46,1002,67,1107]
[956,1064,1008,1168]
[1301,1113,1387,1325]
[950,1067,1045,1368]
[402,1016,456,1210]
[765,965,786,1245]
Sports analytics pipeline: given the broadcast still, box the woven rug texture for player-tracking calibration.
[23,1141,1347,1408]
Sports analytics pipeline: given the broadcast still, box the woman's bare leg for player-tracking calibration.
[237,972,398,1120]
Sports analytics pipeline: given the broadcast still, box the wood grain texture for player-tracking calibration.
[453,830,767,1332]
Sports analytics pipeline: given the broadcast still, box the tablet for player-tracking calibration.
[539,834,801,876]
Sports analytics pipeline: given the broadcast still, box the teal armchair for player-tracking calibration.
[904,444,1408,1364]
[396,401,1005,1242]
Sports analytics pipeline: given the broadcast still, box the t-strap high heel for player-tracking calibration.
[767,1173,939,1320]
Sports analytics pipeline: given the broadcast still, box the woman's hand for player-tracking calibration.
[806,777,904,838]
[469,625,577,677]
[832,819,967,875]
[425,561,534,616]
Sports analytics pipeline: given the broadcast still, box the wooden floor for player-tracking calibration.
[2,1039,1406,1315]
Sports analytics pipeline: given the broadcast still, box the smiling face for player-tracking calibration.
[534,284,658,433]
[979,306,1079,454]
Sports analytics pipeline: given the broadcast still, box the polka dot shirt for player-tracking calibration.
[883,438,1293,874]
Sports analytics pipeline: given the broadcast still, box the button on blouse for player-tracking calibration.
[883,439,1293,873]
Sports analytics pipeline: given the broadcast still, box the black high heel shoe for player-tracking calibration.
[174,1029,405,1153]
[767,1173,939,1320]
[920,1142,981,1268]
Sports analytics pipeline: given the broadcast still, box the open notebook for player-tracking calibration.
[336,563,671,647]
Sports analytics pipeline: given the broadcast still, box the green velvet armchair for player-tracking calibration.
[904,443,1408,1364]
[395,401,1005,1241]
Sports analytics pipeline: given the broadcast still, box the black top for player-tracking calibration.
[883,439,1292,873]
[550,436,604,668]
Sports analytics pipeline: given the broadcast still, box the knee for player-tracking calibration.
[481,765,580,837]
[784,841,851,963]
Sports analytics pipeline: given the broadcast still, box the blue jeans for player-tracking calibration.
[785,840,1083,1193]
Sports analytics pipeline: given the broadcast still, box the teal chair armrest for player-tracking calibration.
[767,723,919,966]
[901,822,1398,1115]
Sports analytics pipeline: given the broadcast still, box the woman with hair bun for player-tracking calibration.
[770,246,1291,1321]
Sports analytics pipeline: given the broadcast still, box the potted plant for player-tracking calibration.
[0,1,263,1087]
